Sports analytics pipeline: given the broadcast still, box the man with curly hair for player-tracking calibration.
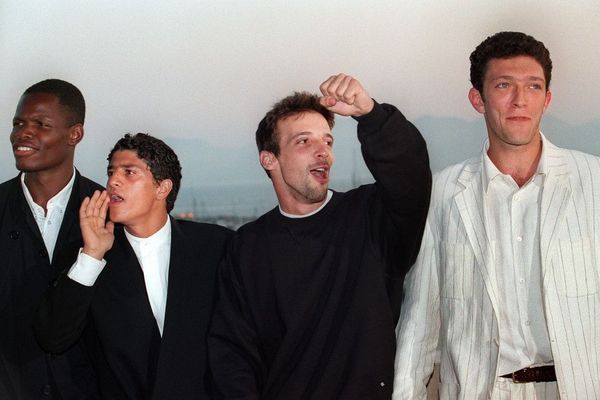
[394,31,600,399]
[35,133,232,399]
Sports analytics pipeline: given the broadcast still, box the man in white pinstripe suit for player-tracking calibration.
[393,31,600,399]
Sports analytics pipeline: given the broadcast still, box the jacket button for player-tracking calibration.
[9,230,20,240]
[41,384,52,396]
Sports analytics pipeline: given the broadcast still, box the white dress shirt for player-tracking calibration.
[21,168,76,261]
[483,146,553,375]
[69,218,172,336]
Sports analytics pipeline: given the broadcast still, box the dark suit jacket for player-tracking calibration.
[0,171,102,400]
[34,217,232,399]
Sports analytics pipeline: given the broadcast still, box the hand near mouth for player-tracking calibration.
[80,190,115,260]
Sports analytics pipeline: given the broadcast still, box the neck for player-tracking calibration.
[125,212,169,238]
[487,138,542,187]
[24,166,74,212]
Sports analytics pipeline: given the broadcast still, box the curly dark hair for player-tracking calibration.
[107,133,182,212]
[470,31,552,94]
[23,79,86,126]
[256,91,335,156]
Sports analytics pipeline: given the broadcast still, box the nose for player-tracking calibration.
[512,86,526,108]
[107,173,121,189]
[11,122,34,142]
[315,141,331,159]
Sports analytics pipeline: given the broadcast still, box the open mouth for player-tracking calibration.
[13,145,36,156]
[310,165,330,182]
[109,194,124,204]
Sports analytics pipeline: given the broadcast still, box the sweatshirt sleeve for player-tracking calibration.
[355,101,432,273]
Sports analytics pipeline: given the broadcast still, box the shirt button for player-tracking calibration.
[516,236,523,242]
[525,321,531,326]
[519,278,525,284]
[514,195,520,201]
[380,381,385,387]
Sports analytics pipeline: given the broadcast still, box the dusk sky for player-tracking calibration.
[2,0,599,191]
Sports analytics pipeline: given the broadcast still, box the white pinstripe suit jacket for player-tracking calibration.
[393,137,600,399]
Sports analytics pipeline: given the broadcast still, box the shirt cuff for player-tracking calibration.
[67,249,107,287]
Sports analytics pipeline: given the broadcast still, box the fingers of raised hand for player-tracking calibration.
[319,74,360,105]
[80,190,109,223]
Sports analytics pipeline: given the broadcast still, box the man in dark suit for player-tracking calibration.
[34,133,232,399]
[0,79,101,399]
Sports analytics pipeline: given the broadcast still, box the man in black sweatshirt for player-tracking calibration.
[208,74,431,399]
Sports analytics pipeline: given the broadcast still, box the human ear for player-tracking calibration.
[68,124,84,145]
[259,151,277,171]
[156,179,173,200]
[468,88,485,114]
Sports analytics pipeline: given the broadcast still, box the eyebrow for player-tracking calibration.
[287,131,333,143]
[492,75,545,82]
[107,163,143,171]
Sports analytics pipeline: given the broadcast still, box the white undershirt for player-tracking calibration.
[68,218,171,336]
[21,168,76,262]
[279,190,333,218]
[482,139,553,375]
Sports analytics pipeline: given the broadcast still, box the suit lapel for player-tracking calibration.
[161,218,189,340]
[540,143,571,283]
[9,177,45,248]
[454,161,500,311]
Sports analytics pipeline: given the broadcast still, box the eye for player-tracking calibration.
[12,120,23,128]
[529,83,543,90]
[496,82,509,89]
[106,170,113,177]
[297,138,308,145]
[125,169,136,175]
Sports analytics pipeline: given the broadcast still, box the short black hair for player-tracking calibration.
[108,133,182,212]
[256,91,334,156]
[470,31,552,93]
[23,79,86,126]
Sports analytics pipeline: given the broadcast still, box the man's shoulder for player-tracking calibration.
[433,156,481,187]
[173,218,233,241]
[236,207,278,235]
[0,175,20,188]
[74,172,104,194]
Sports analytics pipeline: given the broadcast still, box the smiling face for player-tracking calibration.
[10,92,81,176]
[469,55,551,156]
[106,149,171,237]
[260,111,334,215]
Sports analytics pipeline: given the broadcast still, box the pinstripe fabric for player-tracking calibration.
[393,137,600,399]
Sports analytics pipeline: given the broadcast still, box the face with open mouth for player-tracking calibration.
[10,92,77,174]
[106,150,168,235]
[265,111,334,214]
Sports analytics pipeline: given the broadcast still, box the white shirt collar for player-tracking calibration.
[21,167,76,217]
[124,216,171,253]
[482,133,548,192]
[279,190,333,218]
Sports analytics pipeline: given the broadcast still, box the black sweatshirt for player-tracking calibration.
[208,102,431,400]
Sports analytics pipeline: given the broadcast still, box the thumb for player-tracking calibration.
[319,96,337,108]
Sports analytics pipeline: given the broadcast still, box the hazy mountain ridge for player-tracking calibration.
[1,115,598,219]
